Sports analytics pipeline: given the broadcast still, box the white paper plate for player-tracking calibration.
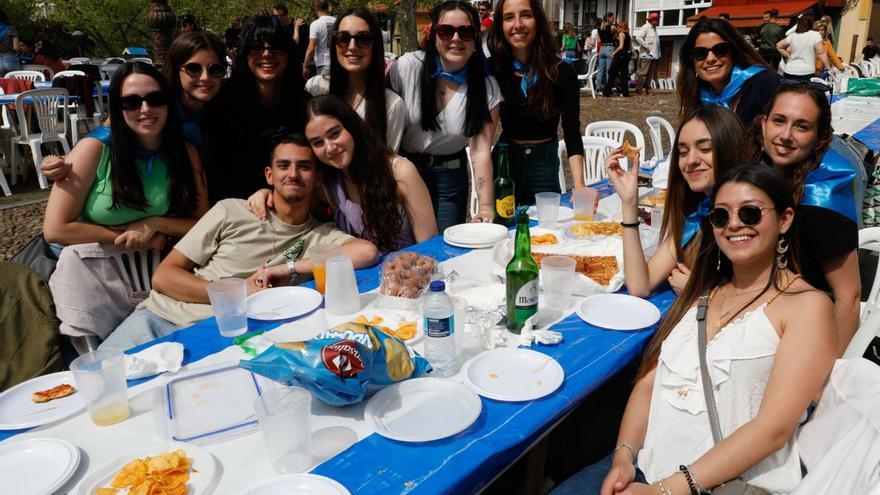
[461,348,564,402]
[575,293,661,330]
[353,309,425,345]
[443,223,509,248]
[526,205,575,223]
[365,377,482,442]
[0,438,80,495]
[0,371,86,430]
[243,474,351,495]
[247,286,323,320]
[76,442,219,495]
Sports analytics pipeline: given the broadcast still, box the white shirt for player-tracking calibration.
[389,51,502,156]
[305,75,406,152]
[309,15,336,67]
[784,30,823,76]
[638,305,802,493]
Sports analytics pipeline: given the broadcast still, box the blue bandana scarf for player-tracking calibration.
[681,198,710,248]
[801,147,860,223]
[176,99,203,147]
[433,58,469,85]
[86,125,111,145]
[699,65,765,109]
[513,57,537,97]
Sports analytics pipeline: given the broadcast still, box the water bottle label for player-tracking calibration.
[515,280,538,309]
[425,316,454,338]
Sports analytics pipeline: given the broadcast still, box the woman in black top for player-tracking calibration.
[201,15,310,202]
[603,20,631,97]
[490,0,585,203]
[595,12,616,95]
[677,17,778,127]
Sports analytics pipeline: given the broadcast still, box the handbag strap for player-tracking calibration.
[697,292,724,445]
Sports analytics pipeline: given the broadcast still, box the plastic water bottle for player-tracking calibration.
[423,280,456,377]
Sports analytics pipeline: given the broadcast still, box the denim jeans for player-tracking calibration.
[551,452,648,495]
[408,153,468,232]
[99,308,178,352]
[0,53,20,77]
[595,46,614,94]
[496,141,562,206]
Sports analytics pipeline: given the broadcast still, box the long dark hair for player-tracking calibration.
[328,8,388,143]
[638,164,798,379]
[107,62,197,214]
[419,1,492,136]
[232,15,304,98]
[677,17,768,120]
[662,106,750,265]
[162,31,226,101]
[750,83,833,204]
[490,0,560,119]
[306,96,404,251]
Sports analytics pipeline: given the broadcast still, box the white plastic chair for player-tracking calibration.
[54,71,100,145]
[53,70,86,79]
[12,88,71,189]
[0,87,14,194]
[68,57,90,65]
[859,227,880,324]
[86,58,106,65]
[558,136,618,186]
[646,116,675,163]
[578,55,598,98]
[22,64,54,79]
[845,310,880,359]
[99,64,123,82]
[585,120,646,155]
[128,57,153,65]
[5,70,45,82]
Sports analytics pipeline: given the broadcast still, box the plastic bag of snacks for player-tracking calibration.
[378,251,438,298]
[239,321,432,406]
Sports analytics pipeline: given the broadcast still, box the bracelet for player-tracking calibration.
[685,465,706,494]
[679,465,702,495]
[612,442,637,465]
[655,479,673,495]
[286,259,297,283]
[620,221,640,228]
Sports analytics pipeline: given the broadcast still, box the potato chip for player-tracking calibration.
[95,489,117,495]
[98,450,192,495]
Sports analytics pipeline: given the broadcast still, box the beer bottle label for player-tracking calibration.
[514,280,538,309]
[496,195,515,218]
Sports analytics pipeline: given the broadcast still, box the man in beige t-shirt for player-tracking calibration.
[100,134,379,351]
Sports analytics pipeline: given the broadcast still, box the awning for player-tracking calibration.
[687,0,843,28]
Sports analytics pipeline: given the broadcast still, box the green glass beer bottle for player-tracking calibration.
[506,206,539,333]
[493,143,515,226]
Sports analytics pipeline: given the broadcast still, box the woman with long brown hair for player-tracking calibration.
[677,17,778,126]
[490,0,585,204]
[602,20,631,97]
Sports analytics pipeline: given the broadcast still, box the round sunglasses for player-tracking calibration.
[119,91,167,111]
[708,205,775,229]
[692,41,732,61]
[334,31,373,49]
[435,24,477,42]
[181,62,227,79]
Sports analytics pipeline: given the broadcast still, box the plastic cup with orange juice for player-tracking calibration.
[309,245,341,294]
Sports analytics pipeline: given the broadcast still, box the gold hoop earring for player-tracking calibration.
[776,237,789,270]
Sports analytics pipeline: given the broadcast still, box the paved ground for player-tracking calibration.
[0,90,678,261]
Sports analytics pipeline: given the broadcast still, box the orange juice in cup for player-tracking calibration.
[312,263,328,294]
[309,245,341,295]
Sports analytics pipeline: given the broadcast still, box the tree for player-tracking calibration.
[50,0,150,57]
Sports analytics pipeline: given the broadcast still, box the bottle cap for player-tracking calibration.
[429,280,445,292]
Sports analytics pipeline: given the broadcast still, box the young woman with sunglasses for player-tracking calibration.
[304,8,405,151]
[605,106,748,297]
[389,0,501,229]
[751,84,862,353]
[677,17,778,126]
[201,14,309,202]
[489,0,585,202]
[552,165,835,495]
[776,13,832,82]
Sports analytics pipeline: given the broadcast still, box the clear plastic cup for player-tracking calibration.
[70,349,130,426]
[535,192,561,228]
[540,256,576,310]
[309,245,341,295]
[254,387,313,474]
[206,278,248,337]
[324,254,361,315]
[573,188,598,221]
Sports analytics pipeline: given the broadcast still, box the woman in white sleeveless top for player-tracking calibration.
[552,165,836,495]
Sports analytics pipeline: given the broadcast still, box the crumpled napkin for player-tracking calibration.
[518,312,563,346]
[124,342,184,379]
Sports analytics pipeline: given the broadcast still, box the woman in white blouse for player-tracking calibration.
[389,0,501,229]
[552,165,835,495]
[777,13,831,81]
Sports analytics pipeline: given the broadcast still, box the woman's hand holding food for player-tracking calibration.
[41,155,73,182]
[605,148,640,209]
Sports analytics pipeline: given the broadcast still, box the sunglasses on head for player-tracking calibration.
[245,44,286,56]
[435,24,477,42]
[181,62,227,79]
[334,31,373,49]
[692,41,732,61]
[708,204,775,228]
[119,91,167,111]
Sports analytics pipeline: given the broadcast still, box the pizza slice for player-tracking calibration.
[32,383,77,403]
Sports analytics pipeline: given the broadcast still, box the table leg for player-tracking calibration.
[522,436,549,495]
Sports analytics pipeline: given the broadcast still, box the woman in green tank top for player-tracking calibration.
[43,61,208,251]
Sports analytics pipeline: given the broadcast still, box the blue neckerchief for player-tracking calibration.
[0,24,8,43]
[135,147,168,176]
[681,198,710,248]
[801,147,860,223]
[85,125,111,145]
[433,57,469,85]
[176,99,203,147]
[699,65,765,109]
[513,57,537,97]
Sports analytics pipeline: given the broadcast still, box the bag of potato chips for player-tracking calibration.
[239,321,432,406]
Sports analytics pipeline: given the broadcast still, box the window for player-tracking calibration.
[662,10,678,26]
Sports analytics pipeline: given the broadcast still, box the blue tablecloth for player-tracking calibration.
[0,94,79,105]
[34,79,110,94]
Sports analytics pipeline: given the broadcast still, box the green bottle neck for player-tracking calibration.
[497,149,509,178]
[514,218,531,257]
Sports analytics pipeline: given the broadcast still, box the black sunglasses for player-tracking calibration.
[245,44,286,56]
[119,91,167,111]
[182,62,227,79]
[708,205,775,228]
[435,24,477,42]
[692,41,732,61]
[334,31,373,49]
